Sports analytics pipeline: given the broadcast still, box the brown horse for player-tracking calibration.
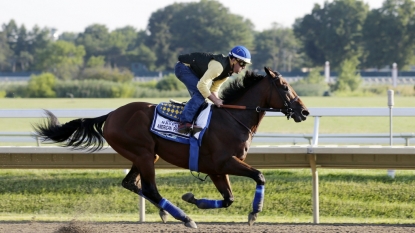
[33,67,309,228]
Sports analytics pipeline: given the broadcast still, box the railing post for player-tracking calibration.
[139,196,145,222]
[308,148,319,224]
[36,136,41,147]
[387,90,395,178]
[312,117,320,146]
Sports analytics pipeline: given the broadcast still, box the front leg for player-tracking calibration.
[182,174,234,209]
[220,156,266,226]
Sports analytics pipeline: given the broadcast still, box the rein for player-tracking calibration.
[221,104,289,113]
[222,108,255,136]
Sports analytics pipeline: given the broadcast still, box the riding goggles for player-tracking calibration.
[236,59,248,68]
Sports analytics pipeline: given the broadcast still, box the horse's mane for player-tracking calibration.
[220,71,264,103]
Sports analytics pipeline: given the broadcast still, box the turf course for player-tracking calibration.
[0,97,414,223]
[0,169,414,223]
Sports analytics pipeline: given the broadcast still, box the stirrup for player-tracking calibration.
[178,122,202,134]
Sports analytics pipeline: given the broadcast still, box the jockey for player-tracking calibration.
[175,45,251,134]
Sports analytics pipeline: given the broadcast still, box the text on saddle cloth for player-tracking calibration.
[150,102,213,144]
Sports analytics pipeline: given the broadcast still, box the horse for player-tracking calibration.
[33,67,309,229]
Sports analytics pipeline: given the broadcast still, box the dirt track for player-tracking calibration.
[1,221,414,233]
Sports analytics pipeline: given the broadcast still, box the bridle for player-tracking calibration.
[220,72,300,136]
[221,73,299,120]
[267,73,299,120]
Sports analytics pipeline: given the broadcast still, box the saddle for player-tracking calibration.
[156,99,209,122]
[150,100,212,144]
[155,100,185,121]
[151,100,214,172]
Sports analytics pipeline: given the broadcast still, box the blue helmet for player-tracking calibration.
[229,45,251,64]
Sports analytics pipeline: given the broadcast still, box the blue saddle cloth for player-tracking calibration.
[150,102,212,144]
[150,102,213,172]
[150,102,188,144]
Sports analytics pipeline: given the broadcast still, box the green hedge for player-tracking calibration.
[2,79,190,98]
[55,79,190,98]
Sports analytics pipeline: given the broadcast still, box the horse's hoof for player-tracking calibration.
[248,212,258,226]
[182,193,197,204]
[159,209,168,223]
[184,220,198,229]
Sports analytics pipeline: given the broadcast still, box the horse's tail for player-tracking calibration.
[33,110,109,152]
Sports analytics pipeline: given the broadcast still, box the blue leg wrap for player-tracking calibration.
[138,190,162,209]
[159,198,187,222]
[252,185,265,213]
[196,199,224,209]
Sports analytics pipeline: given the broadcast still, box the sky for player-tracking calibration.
[0,0,385,34]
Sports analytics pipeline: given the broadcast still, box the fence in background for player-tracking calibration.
[1,107,415,147]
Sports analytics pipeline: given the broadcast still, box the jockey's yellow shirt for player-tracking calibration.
[196,59,228,98]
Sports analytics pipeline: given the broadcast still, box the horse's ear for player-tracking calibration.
[264,67,282,79]
[264,67,276,78]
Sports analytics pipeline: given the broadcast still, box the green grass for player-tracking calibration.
[1,169,414,223]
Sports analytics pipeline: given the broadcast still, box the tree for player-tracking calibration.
[1,20,53,72]
[106,26,138,67]
[147,0,254,70]
[290,68,330,96]
[29,26,52,53]
[79,67,133,83]
[26,72,57,97]
[303,69,326,85]
[362,0,415,69]
[127,44,157,71]
[2,20,19,51]
[86,55,105,68]
[58,32,78,43]
[35,40,85,80]
[0,31,13,70]
[332,56,362,92]
[75,24,110,60]
[146,3,185,70]
[127,30,157,71]
[155,74,185,91]
[252,24,301,72]
[293,0,369,70]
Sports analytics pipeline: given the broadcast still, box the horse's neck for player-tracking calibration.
[228,84,268,131]
[233,80,269,110]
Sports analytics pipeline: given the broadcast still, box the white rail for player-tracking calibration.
[2,132,415,146]
[1,107,414,146]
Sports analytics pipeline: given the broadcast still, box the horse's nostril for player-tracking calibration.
[302,110,310,116]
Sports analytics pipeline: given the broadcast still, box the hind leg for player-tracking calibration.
[105,110,196,228]
[182,174,234,209]
[122,154,160,194]
[122,165,141,194]
[122,163,168,223]
[110,143,196,228]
